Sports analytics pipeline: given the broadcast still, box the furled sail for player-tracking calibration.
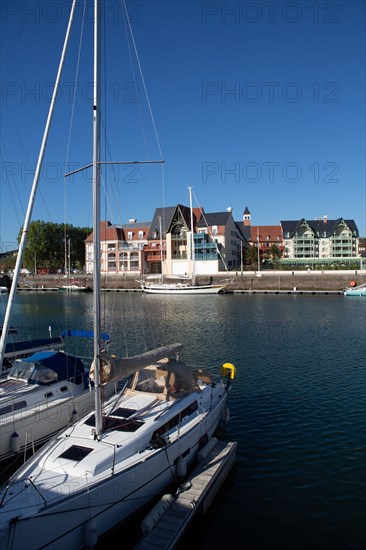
[90,343,183,384]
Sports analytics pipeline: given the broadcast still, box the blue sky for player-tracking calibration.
[1,0,365,251]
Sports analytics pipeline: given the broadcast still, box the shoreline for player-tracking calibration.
[7,270,366,294]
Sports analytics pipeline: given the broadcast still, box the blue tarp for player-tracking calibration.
[22,351,87,386]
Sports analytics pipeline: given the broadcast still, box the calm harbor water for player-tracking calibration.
[1,291,365,549]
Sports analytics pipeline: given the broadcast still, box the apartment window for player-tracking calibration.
[212,226,218,235]
[128,231,133,239]
[138,231,144,239]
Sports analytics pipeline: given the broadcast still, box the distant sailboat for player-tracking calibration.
[139,187,225,294]
[58,238,89,292]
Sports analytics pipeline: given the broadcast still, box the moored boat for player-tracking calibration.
[343,282,366,296]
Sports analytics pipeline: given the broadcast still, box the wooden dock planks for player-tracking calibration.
[135,440,238,550]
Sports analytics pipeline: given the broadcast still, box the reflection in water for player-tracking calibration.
[1,292,365,548]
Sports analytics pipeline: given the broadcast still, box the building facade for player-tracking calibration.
[281,216,359,265]
[85,211,362,275]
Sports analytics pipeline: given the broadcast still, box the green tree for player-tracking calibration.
[17,221,91,272]
[244,244,261,269]
[265,244,283,267]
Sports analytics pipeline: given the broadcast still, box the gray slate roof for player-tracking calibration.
[281,218,359,238]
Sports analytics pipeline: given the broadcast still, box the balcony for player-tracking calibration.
[145,253,166,262]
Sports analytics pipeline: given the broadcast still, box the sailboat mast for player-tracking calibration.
[0,0,77,373]
[93,0,103,436]
[189,186,195,285]
[68,238,71,280]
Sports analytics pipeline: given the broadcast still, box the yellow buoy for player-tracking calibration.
[221,362,236,379]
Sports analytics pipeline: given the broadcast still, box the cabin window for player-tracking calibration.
[84,413,144,432]
[0,400,27,415]
[59,445,93,462]
[151,401,198,441]
[111,407,137,418]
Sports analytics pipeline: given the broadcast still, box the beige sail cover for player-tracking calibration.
[90,343,183,384]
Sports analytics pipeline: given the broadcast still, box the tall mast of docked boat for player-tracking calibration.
[0,0,77,374]
[93,0,103,436]
[189,186,196,286]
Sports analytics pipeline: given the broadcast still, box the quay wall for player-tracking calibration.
[11,270,366,293]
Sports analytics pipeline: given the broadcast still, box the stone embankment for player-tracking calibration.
[9,270,366,293]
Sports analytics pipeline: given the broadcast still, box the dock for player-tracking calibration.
[232,289,342,295]
[135,439,237,550]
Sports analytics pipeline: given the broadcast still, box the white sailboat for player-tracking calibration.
[0,2,236,548]
[58,239,89,292]
[139,187,225,294]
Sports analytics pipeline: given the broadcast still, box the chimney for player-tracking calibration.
[324,215,328,224]
[128,218,137,223]
[227,207,232,213]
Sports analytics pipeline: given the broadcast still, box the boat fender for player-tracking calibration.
[84,518,98,548]
[349,281,357,287]
[224,406,230,423]
[141,494,174,534]
[11,432,20,454]
[197,436,218,463]
[221,362,236,380]
[177,456,187,479]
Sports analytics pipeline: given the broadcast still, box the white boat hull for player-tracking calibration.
[0,385,228,549]
[141,283,224,294]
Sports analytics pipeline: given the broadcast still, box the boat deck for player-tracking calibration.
[135,439,237,550]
